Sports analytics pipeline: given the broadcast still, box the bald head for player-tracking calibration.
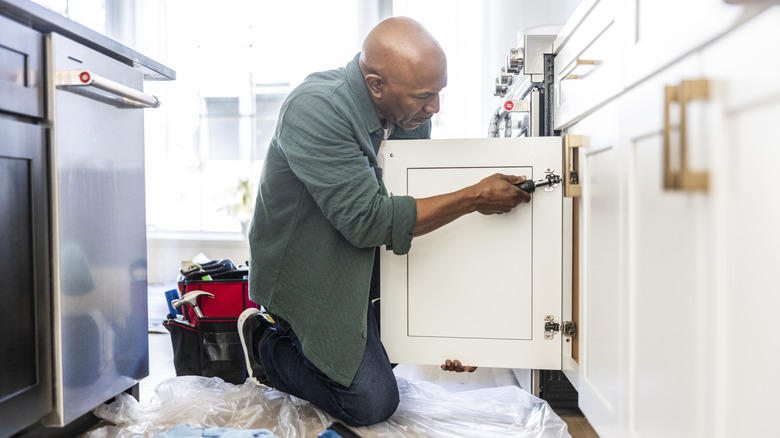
[360,17,445,81]
[359,17,447,130]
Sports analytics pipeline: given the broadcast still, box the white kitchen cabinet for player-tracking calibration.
[622,0,749,87]
[380,137,573,371]
[557,2,779,437]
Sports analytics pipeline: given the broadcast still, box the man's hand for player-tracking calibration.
[441,359,477,373]
[473,173,531,215]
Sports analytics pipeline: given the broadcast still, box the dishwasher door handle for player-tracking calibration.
[55,70,160,108]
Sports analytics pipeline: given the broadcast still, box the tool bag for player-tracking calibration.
[163,259,258,384]
[176,259,258,327]
[163,317,248,384]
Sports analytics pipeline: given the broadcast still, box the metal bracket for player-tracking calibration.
[543,168,561,192]
[503,99,530,112]
[544,315,577,340]
[564,135,582,198]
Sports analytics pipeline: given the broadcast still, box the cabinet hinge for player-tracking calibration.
[564,135,582,198]
[544,315,577,340]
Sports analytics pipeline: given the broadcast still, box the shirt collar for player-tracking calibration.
[345,53,384,136]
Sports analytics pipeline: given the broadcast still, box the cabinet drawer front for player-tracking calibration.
[554,0,623,130]
[623,0,748,88]
[0,15,43,118]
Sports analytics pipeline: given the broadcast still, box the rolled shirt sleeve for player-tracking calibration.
[387,195,416,255]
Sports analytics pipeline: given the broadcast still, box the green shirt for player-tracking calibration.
[248,54,429,387]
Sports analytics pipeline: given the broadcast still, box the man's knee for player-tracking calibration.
[342,396,399,427]
[340,383,400,427]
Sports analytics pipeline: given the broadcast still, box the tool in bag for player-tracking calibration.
[176,259,258,327]
[163,259,259,384]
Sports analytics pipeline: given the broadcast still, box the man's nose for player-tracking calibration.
[423,94,440,114]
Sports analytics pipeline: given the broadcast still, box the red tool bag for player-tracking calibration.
[176,259,259,327]
[163,259,259,384]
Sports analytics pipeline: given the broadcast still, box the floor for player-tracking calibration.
[140,284,599,437]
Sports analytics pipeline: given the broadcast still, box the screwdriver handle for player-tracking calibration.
[515,180,536,193]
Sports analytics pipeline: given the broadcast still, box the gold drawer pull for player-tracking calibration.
[563,59,599,80]
[663,79,710,192]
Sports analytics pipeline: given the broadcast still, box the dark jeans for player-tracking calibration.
[257,301,399,427]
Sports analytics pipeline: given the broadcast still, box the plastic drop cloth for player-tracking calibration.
[86,376,570,438]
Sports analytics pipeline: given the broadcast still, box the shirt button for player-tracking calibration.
[362,330,367,339]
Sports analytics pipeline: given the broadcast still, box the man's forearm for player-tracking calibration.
[413,188,477,237]
[411,173,531,237]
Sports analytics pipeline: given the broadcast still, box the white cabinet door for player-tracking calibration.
[566,101,625,437]
[620,56,718,438]
[380,137,566,370]
[699,8,780,438]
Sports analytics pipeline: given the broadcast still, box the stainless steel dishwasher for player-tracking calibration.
[45,32,159,426]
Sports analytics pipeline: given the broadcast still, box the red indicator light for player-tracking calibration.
[504,101,514,111]
[79,71,91,83]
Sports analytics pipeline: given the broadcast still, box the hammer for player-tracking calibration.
[171,290,214,319]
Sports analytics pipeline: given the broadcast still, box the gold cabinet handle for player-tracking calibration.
[562,59,599,80]
[564,134,583,198]
[663,79,710,192]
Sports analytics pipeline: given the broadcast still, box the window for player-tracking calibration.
[134,0,374,236]
[203,97,240,161]
[253,87,288,162]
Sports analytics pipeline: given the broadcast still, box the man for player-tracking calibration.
[238,16,531,427]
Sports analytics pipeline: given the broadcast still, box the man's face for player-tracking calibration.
[380,63,447,130]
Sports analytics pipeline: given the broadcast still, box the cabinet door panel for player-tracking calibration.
[630,133,704,438]
[0,118,51,437]
[380,137,564,370]
[567,102,624,437]
[621,58,715,438]
[700,9,780,437]
[407,166,533,340]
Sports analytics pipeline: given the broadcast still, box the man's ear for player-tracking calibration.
[364,74,384,99]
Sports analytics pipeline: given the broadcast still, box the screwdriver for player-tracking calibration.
[514,174,562,193]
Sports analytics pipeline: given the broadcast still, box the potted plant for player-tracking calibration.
[220,177,255,237]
